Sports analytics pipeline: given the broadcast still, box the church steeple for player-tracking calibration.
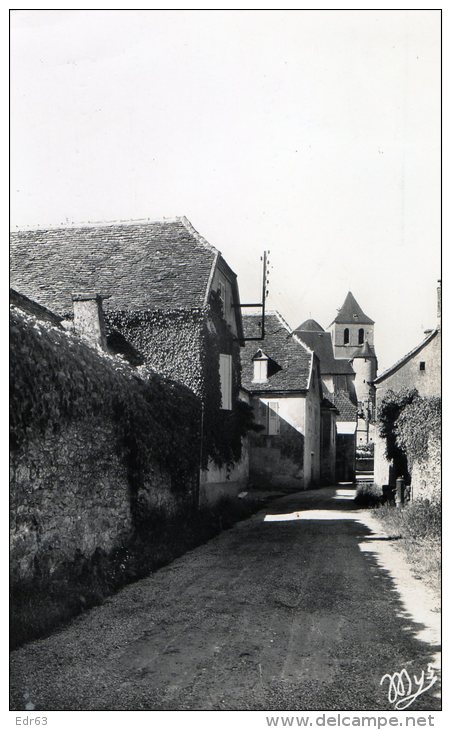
[327,292,375,360]
[330,291,375,327]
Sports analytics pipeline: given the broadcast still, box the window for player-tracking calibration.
[219,354,232,410]
[267,401,280,435]
[253,358,268,383]
[217,279,226,313]
[343,328,350,344]
[419,361,426,372]
[358,328,364,344]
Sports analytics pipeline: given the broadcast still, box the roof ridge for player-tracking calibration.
[10,215,186,234]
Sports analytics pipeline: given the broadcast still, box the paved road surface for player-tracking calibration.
[10,487,441,711]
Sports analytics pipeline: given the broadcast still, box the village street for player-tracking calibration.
[10,486,440,712]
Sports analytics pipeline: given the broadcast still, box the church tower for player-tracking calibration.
[328,291,375,359]
[328,292,378,443]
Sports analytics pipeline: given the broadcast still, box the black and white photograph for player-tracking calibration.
[8,6,442,722]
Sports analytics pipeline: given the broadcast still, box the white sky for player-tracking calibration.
[10,9,441,371]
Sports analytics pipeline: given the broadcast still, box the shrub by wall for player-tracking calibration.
[377,388,441,495]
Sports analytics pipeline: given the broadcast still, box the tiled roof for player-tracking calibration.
[294,318,324,332]
[330,291,374,325]
[10,217,220,315]
[10,288,63,327]
[328,390,358,422]
[295,330,354,375]
[241,313,312,392]
[373,329,439,384]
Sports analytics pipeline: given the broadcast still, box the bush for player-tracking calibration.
[374,498,441,540]
[372,498,441,595]
[354,482,383,507]
[356,442,374,458]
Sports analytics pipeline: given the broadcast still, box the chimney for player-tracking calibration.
[437,279,441,330]
[72,293,108,349]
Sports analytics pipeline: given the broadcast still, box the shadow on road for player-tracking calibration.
[10,484,441,711]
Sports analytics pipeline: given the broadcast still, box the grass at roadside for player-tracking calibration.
[371,500,441,597]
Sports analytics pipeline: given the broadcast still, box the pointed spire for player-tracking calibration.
[331,292,374,325]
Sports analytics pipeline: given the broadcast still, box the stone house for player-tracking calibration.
[373,283,441,488]
[294,319,357,482]
[10,217,248,505]
[240,312,337,490]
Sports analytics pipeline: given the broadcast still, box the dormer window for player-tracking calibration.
[253,353,268,383]
[252,349,282,383]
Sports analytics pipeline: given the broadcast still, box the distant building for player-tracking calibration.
[241,312,336,490]
[327,292,378,445]
[294,318,357,482]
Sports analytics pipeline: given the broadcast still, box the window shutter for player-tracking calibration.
[219,354,232,410]
[267,401,280,435]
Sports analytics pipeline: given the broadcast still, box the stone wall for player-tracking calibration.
[410,436,441,501]
[10,418,180,586]
[10,305,200,590]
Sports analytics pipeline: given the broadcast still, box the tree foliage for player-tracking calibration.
[377,388,418,463]
[377,388,441,478]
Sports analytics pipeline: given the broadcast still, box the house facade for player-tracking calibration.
[10,217,248,505]
[373,283,441,487]
[294,319,357,482]
[240,312,335,490]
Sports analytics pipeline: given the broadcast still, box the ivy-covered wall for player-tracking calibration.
[106,295,254,475]
[375,388,441,493]
[10,305,201,588]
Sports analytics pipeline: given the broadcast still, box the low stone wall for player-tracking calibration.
[355,457,374,473]
[199,441,249,506]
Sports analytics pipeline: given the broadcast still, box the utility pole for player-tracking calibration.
[238,250,270,341]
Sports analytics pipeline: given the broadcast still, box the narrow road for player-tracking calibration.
[10,487,441,711]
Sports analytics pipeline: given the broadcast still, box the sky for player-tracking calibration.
[10,9,441,372]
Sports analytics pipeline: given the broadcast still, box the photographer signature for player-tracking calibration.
[380,664,438,710]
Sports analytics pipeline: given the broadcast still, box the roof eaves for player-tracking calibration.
[291,330,314,390]
[249,388,309,397]
[374,330,438,384]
